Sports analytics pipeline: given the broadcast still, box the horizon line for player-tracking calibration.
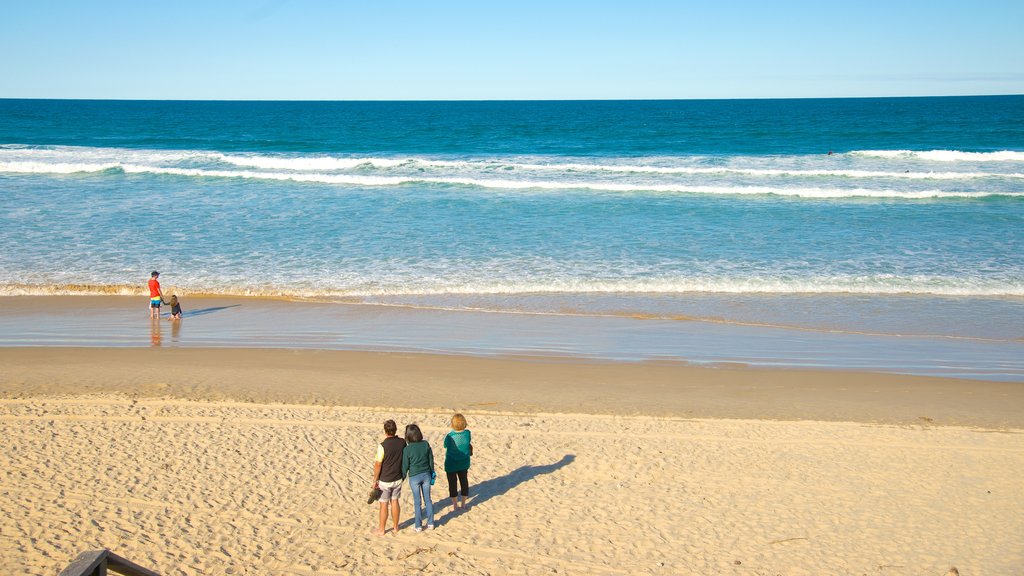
[1,93,1022,104]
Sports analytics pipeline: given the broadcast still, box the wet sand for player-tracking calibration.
[2,347,1023,427]
[2,295,1023,381]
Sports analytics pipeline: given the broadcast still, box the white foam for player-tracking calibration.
[214,153,1023,180]
[2,160,1017,199]
[0,145,202,164]
[117,164,413,186]
[213,154,410,170]
[0,161,123,174]
[6,145,1024,181]
[3,276,1022,298]
[850,149,1024,162]
[436,160,1023,180]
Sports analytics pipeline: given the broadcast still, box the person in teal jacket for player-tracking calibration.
[402,423,436,530]
[443,413,472,512]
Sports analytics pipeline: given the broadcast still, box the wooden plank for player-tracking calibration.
[58,549,161,576]
[105,551,161,576]
[57,550,108,576]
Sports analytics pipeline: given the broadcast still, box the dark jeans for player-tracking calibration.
[446,469,469,498]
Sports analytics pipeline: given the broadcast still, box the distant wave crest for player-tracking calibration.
[214,153,1024,180]
[849,149,1024,162]
[1,161,1014,198]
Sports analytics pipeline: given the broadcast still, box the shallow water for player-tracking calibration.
[1,297,1021,381]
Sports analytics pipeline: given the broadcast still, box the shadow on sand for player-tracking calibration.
[181,305,241,318]
[397,454,575,528]
[466,454,575,510]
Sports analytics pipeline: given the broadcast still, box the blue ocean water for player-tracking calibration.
[1,97,1023,358]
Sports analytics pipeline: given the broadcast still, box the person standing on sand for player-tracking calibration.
[402,423,436,531]
[148,271,164,319]
[443,413,472,512]
[371,419,406,536]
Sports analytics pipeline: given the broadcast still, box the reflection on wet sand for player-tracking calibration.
[0,295,1021,381]
[150,318,161,347]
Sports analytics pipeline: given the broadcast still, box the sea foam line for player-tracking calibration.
[213,154,1024,180]
[3,276,1023,298]
[850,149,1024,162]
[0,161,1017,199]
[4,145,1024,181]
[211,153,409,170]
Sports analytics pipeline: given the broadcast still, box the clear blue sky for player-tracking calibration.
[2,0,1022,100]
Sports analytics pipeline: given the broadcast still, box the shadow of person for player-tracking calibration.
[431,454,576,525]
[182,304,241,318]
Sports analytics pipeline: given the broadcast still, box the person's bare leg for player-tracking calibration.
[374,502,387,536]
[450,497,459,510]
[390,500,401,534]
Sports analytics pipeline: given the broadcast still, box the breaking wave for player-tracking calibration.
[2,144,1023,199]
[849,149,1024,162]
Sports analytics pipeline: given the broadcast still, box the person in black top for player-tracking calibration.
[371,419,407,536]
[167,295,183,320]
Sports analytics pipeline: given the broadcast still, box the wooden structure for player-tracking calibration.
[58,549,160,576]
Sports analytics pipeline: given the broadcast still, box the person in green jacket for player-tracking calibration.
[443,413,472,512]
[402,423,435,531]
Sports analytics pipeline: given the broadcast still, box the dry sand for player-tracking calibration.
[2,348,1023,575]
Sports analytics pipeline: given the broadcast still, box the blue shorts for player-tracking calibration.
[150,298,162,308]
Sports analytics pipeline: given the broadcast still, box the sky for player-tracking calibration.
[1,0,1022,100]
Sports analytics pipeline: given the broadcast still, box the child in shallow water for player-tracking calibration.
[167,295,183,320]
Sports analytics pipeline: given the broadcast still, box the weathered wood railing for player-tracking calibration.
[58,549,160,576]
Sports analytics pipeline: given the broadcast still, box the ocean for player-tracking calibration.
[1,97,1022,378]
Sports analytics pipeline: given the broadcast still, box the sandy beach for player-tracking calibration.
[2,347,1023,575]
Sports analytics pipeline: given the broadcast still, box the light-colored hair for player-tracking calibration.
[451,413,467,431]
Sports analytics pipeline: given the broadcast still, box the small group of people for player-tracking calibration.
[371,413,473,536]
[147,271,182,320]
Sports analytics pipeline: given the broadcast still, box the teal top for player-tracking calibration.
[402,441,434,479]
[443,429,471,473]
